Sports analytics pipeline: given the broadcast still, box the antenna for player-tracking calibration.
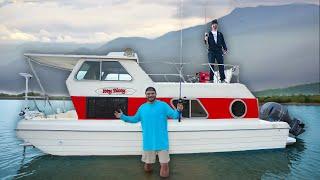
[19,73,33,108]
[178,0,183,122]
[204,0,207,25]
[204,0,209,49]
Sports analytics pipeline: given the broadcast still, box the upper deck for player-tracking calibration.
[24,51,251,98]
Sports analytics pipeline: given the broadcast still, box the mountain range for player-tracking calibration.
[0,3,319,95]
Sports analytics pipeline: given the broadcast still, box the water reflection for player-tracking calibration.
[286,138,306,163]
[15,143,306,180]
[0,101,318,180]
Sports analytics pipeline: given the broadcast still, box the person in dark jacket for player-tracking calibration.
[204,19,228,83]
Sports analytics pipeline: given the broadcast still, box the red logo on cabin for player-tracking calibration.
[102,88,126,95]
[96,87,136,95]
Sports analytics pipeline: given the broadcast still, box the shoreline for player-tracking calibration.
[0,97,71,100]
[1,97,319,105]
[259,102,320,106]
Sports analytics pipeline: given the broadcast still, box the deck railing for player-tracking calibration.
[138,61,240,83]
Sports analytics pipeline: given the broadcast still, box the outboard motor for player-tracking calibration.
[260,102,305,136]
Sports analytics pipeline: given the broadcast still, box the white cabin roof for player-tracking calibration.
[24,52,138,71]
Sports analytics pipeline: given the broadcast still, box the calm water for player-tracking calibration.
[0,100,319,180]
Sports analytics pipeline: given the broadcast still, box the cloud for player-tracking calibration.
[0,24,114,43]
[0,0,318,43]
[0,0,180,43]
[233,0,319,7]
[0,24,38,41]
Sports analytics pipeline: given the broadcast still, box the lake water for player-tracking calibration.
[0,100,319,180]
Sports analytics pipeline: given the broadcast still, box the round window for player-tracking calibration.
[230,99,247,118]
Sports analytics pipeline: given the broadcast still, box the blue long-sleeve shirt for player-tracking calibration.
[120,100,180,151]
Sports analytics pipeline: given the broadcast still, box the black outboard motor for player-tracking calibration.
[260,102,305,136]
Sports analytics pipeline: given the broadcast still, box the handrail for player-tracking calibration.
[139,61,191,65]
[147,74,186,83]
[201,63,239,67]
[139,61,240,83]
[202,63,240,83]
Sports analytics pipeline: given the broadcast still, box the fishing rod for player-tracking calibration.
[178,0,183,122]
[204,0,209,49]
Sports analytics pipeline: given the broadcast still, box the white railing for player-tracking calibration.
[203,63,240,83]
[138,61,240,83]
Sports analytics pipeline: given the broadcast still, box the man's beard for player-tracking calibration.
[147,97,156,102]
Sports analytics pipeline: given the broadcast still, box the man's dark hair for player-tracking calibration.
[211,19,218,25]
[145,87,156,93]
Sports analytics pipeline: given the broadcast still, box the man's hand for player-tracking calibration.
[177,103,183,112]
[114,109,123,119]
[223,49,228,55]
[204,33,208,44]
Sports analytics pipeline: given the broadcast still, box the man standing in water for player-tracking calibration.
[114,87,183,178]
[204,19,228,83]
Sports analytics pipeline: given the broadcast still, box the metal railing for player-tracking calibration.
[203,63,240,83]
[138,61,240,83]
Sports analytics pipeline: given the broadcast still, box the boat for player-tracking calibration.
[16,50,294,156]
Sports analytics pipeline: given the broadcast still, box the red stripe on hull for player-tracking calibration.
[70,96,259,120]
[198,98,259,119]
[71,96,87,119]
[127,98,173,116]
[127,98,146,116]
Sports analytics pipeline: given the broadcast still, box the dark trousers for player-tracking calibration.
[208,51,225,81]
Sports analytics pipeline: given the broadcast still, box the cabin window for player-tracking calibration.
[172,99,190,118]
[172,99,208,118]
[87,97,128,119]
[76,61,100,80]
[75,61,132,81]
[191,100,207,117]
[101,61,132,81]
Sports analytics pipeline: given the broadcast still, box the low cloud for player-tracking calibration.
[0,25,37,41]
[0,0,318,43]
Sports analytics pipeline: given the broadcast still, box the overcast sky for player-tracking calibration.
[0,0,318,43]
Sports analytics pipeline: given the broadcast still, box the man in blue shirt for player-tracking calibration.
[114,87,183,178]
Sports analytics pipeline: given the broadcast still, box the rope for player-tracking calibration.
[27,57,46,96]
[27,57,55,115]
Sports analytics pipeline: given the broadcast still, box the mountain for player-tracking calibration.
[0,42,101,95]
[253,82,320,97]
[0,3,319,95]
[92,3,320,91]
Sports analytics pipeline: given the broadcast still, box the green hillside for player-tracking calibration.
[254,82,320,97]
[257,95,320,104]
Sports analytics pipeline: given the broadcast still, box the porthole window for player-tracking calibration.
[230,99,247,118]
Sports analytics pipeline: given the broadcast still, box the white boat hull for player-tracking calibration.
[16,119,290,156]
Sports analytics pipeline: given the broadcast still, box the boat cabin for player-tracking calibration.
[24,51,259,120]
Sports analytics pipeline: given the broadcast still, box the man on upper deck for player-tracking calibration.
[204,19,228,83]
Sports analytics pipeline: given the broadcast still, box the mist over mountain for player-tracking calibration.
[0,4,319,95]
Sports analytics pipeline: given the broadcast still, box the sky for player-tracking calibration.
[0,0,319,44]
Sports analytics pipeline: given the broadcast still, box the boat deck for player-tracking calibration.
[17,118,289,132]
